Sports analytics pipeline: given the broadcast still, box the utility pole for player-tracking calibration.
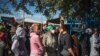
[23,11,25,27]
[41,14,43,32]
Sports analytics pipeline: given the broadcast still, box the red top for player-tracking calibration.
[0,32,4,41]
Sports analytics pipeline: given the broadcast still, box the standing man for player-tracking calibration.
[58,25,75,56]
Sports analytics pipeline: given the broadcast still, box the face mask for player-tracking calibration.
[50,30,55,34]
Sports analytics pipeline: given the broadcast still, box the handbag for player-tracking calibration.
[61,48,70,56]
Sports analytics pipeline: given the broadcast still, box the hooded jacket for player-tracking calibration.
[30,32,43,55]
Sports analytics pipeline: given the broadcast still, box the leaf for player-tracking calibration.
[22,5,32,15]
[8,0,17,7]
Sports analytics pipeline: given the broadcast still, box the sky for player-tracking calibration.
[0,0,60,23]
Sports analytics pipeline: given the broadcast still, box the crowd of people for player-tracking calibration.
[0,21,100,56]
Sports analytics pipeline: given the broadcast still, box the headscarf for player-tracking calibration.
[46,25,54,31]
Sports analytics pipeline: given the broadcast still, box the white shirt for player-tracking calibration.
[90,34,100,56]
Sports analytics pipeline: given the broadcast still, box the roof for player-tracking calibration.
[17,18,46,24]
[0,14,15,18]
[47,18,60,24]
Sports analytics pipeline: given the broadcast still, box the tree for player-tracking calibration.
[0,0,12,14]
[0,0,100,18]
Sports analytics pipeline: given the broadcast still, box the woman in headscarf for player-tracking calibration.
[11,24,28,56]
[43,25,57,56]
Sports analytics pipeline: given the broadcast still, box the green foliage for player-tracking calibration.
[0,25,5,32]
[0,7,12,14]
[0,0,100,18]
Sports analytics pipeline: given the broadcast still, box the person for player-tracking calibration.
[43,25,57,56]
[10,23,18,36]
[60,20,64,27]
[80,28,93,56]
[71,31,80,56]
[58,25,75,56]
[11,24,28,56]
[90,28,100,56]
[42,21,49,34]
[24,25,30,55]
[30,23,43,56]
[0,23,5,56]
